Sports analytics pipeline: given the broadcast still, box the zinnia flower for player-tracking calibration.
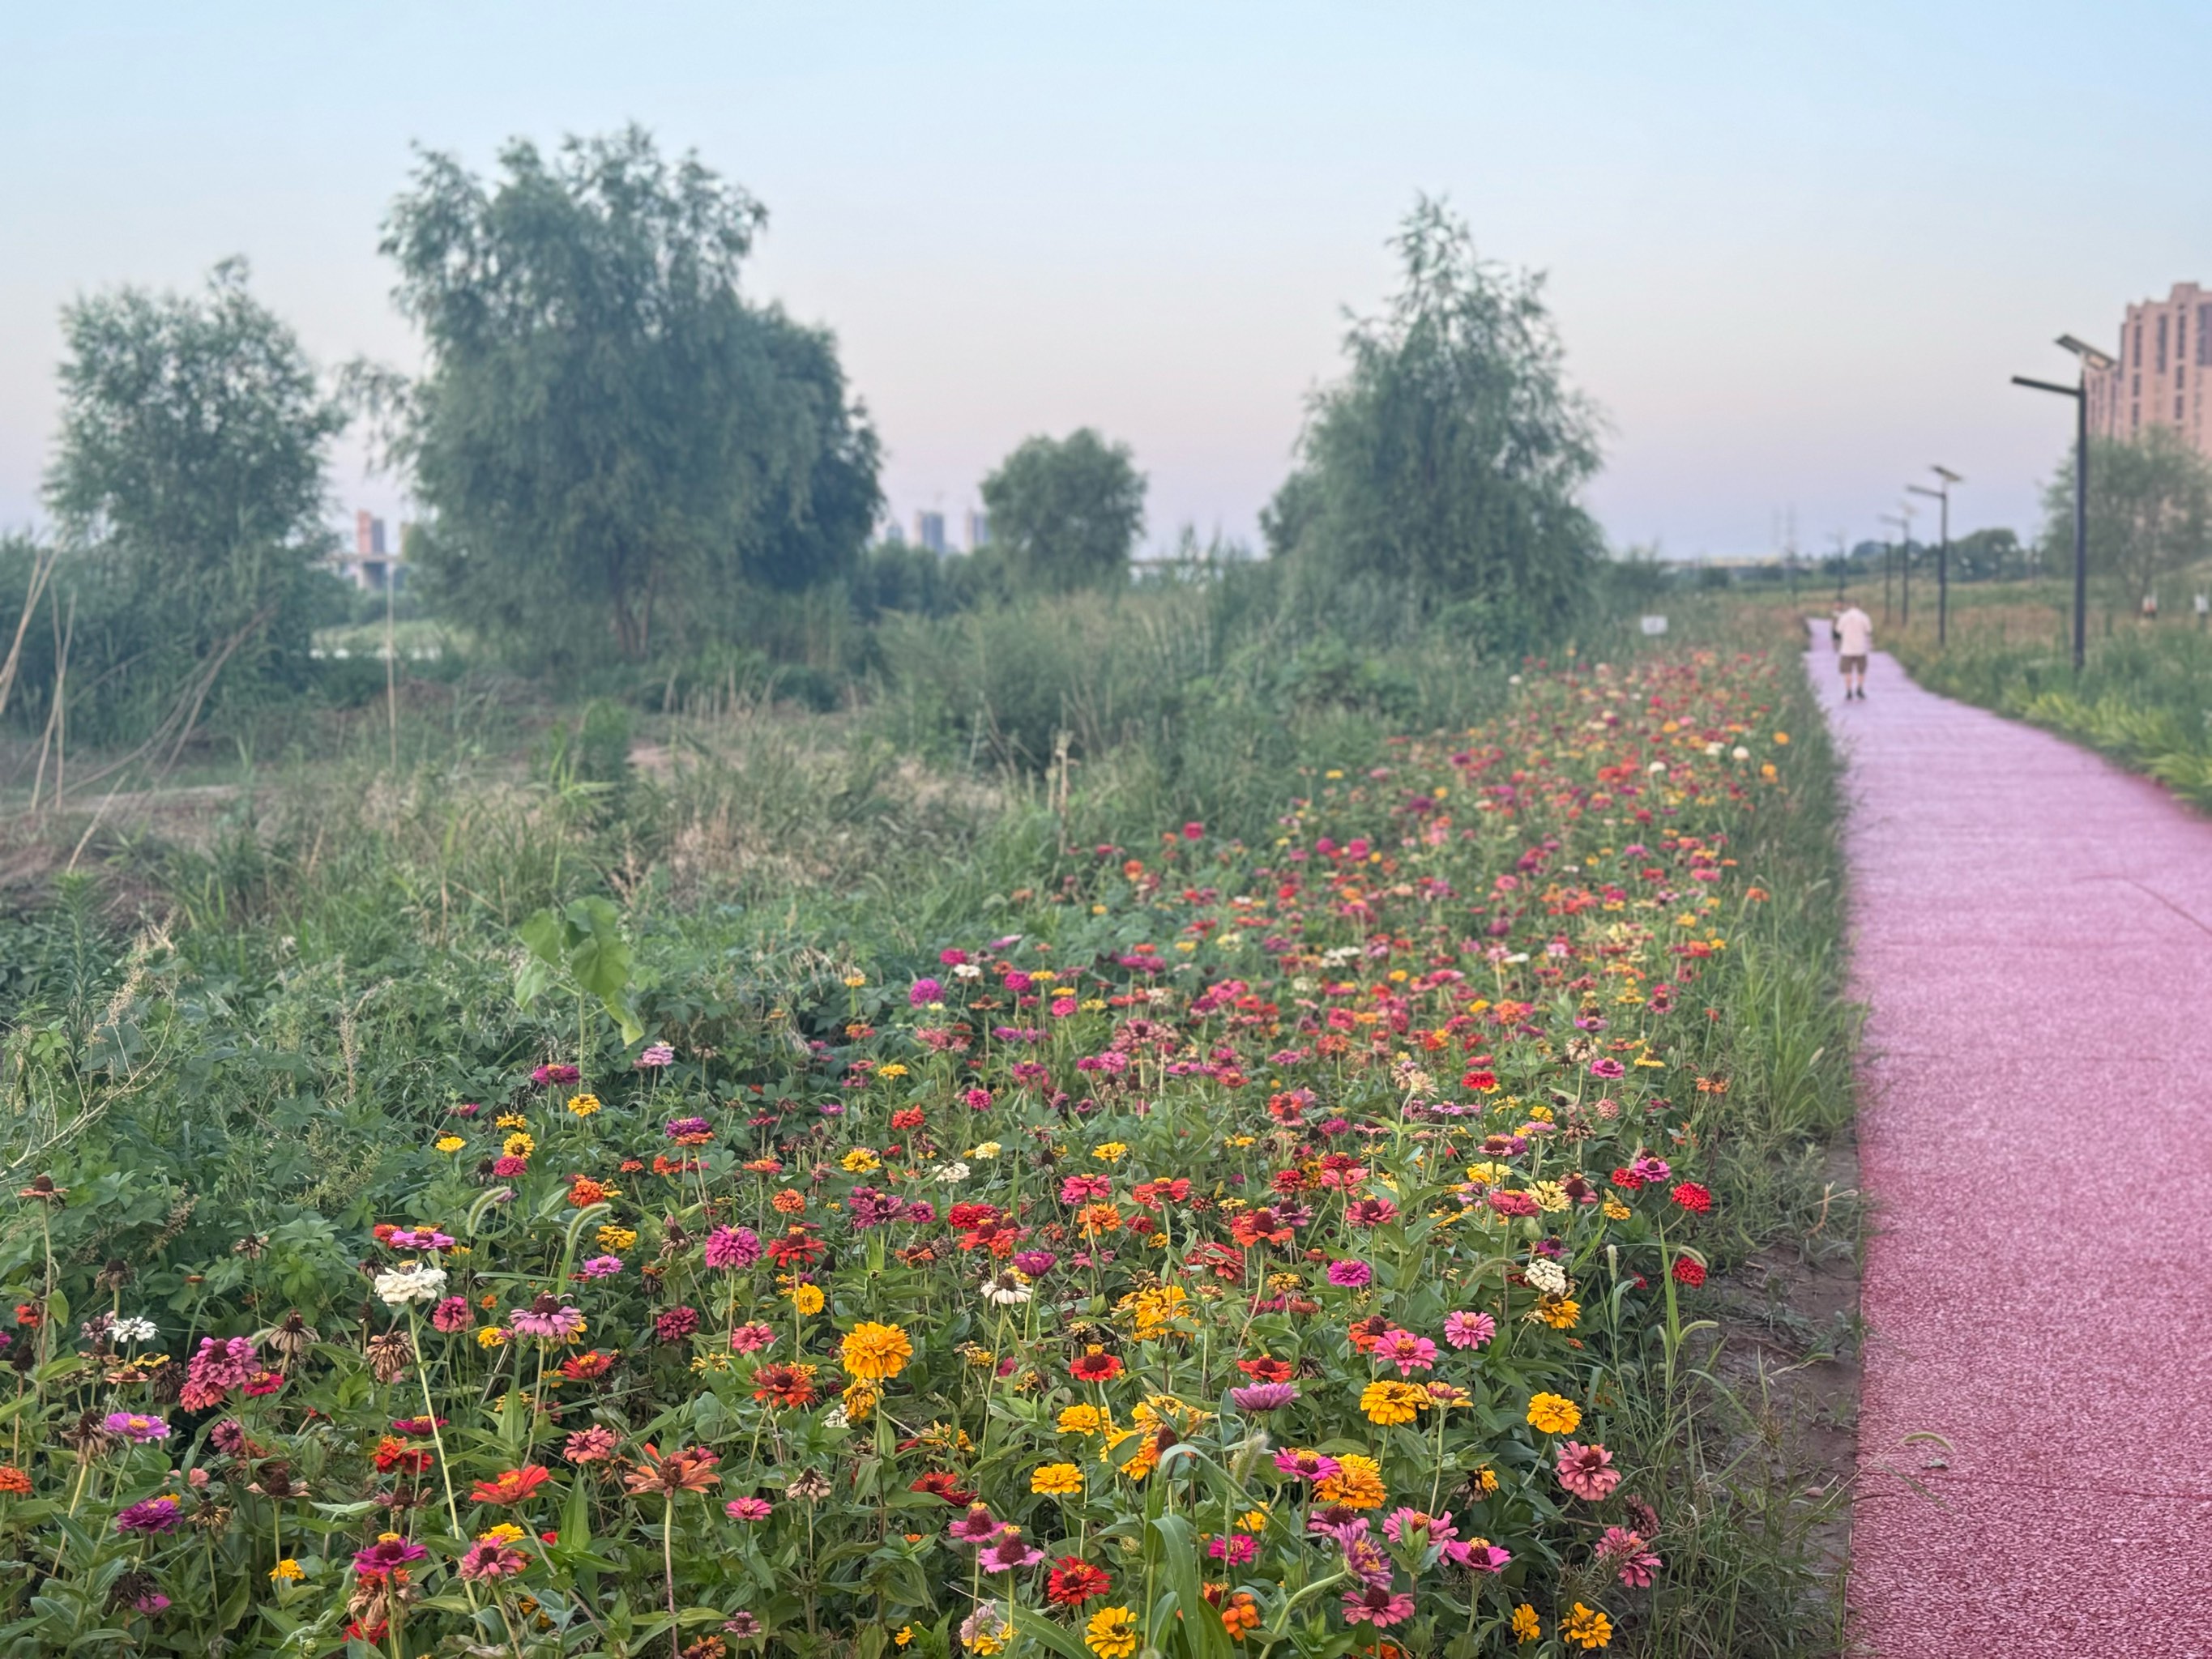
[704,1226,762,1270]
[114,1495,181,1535]
[1598,1525,1663,1587]
[1556,1440,1621,1501]
[1084,1605,1139,1659]
[1047,1556,1112,1606]
[1372,1329,1437,1375]
[1274,1448,1341,1483]
[724,1496,773,1521]
[623,1444,720,1497]
[978,1529,1045,1573]
[831,1321,907,1382]
[471,1465,552,1505]
[1325,1259,1373,1288]
[1230,1381,1299,1412]
[1340,1584,1416,1627]
[101,1412,170,1444]
[352,1532,426,1577]
[509,1296,587,1341]
[374,1264,448,1307]
[1527,1392,1583,1434]
[1443,1311,1496,1350]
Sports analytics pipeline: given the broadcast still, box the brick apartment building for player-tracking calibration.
[2085,281,2212,459]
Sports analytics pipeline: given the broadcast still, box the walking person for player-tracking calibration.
[1834,600,1873,700]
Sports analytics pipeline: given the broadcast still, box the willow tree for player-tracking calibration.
[380,127,879,663]
[1266,199,1603,639]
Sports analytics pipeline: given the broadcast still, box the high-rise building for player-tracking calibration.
[2086,281,2211,459]
[914,510,947,555]
[333,510,407,591]
[965,510,991,550]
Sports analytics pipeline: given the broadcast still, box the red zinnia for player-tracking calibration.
[1235,1355,1295,1384]
[1670,1181,1713,1214]
[1046,1556,1112,1606]
[1070,1350,1124,1384]
[470,1465,552,1505]
[909,1470,977,1506]
[1671,1256,1706,1287]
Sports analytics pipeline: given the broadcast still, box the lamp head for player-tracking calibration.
[1931,465,1962,485]
[2056,335,2118,372]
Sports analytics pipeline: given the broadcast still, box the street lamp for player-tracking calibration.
[1907,466,1962,646]
[1890,501,1916,627]
[1879,511,1910,628]
[2013,334,2117,673]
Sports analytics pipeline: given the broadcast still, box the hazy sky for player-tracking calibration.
[3,2,2208,559]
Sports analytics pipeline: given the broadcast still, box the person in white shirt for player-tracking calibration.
[1834,604,1873,700]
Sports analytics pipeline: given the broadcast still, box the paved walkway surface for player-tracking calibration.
[1810,630,2212,1657]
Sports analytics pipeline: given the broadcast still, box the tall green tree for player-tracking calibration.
[379,126,880,661]
[1266,198,1603,634]
[2042,427,2212,611]
[977,429,1147,595]
[44,258,344,730]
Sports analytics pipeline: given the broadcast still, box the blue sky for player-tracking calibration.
[2,1,2207,558]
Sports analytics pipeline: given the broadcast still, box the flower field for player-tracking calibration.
[0,646,1838,1658]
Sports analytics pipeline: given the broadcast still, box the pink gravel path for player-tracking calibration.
[1810,630,2212,1658]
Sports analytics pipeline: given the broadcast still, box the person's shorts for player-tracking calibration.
[1839,654,1868,674]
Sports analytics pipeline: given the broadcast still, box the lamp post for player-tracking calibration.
[2013,334,2116,674]
[1889,502,1916,628]
[1907,467,1962,647]
[1879,512,1909,629]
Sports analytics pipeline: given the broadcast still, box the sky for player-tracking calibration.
[2,2,2209,561]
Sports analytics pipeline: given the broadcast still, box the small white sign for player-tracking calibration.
[1639,615,1668,636]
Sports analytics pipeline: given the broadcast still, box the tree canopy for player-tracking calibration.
[1265,198,1603,635]
[43,258,344,736]
[2042,428,2212,610]
[380,126,880,661]
[977,429,1147,595]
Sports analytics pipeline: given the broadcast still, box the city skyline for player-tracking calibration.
[3,2,2210,561]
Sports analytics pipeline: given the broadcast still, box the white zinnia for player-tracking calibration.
[933,1160,971,1184]
[374,1263,449,1307]
[1524,1258,1569,1296]
[111,1316,158,1344]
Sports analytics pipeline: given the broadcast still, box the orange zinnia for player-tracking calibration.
[469,1465,551,1504]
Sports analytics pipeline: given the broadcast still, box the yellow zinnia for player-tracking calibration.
[1527,1392,1582,1434]
[1084,1606,1138,1659]
[1031,1461,1083,1495]
[839,1320,913,1382]
[1360,1380,1428,1427]
[1315,1452,1386,1510]
[789,1284,825,1316]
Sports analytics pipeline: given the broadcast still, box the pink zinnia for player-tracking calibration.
[728,1322,776,1354]
[1373,1329,1437,1375]
[431,1295,471,1333]
[564,1426,618,1463]
[1443,1538,1513,1572]
[703,1226,761,1270]
[1340,1585,1416,1627]
[1597,1525,1662,1588]
[1442,1311,1496,1350]
[1555,1440,1621,1502]
[1274,1448,1340,1483]
[578,1256,622,1278]
[977,1530,1045,1573]
[457,1539,529,1580]
[948,1503,1002,1543]
[1325,1259,1372,1288]
[1381,1508,1456,1546]
[636,1043,675,1068]
[1206,1533,1257,1565]
[724,1496,773,1521]
[509,1301,587,1341]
